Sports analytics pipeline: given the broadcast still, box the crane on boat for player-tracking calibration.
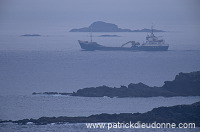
[121,41,140,47]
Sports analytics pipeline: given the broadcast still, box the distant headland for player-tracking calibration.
[32,71,200,97]
[71,71,200,97]
[70,21,165,32]
[20,34,41,37]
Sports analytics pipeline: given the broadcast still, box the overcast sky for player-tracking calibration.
[0,0,200,31]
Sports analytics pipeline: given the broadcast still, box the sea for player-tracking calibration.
[0,24,200,131]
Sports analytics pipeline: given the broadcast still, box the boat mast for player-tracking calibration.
[90,27,93,42]
[151,25,154,35]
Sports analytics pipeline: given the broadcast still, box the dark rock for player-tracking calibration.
[32,71,200,98]
[99,35,120,37]
[71,83,176,98]
[162,71,200,96]
[32,92,72,96]
[32,92,58,95]
[71,71,200,97]
[6,101,200,126]
[59,93,72,95]
[128,82,150,89]
[32,92,40,95]
[43,92,58,95]
[21,34,41,37]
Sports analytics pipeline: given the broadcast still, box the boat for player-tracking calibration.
[78,27,169,51]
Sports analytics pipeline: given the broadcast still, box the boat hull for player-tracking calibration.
[78,40,169,51]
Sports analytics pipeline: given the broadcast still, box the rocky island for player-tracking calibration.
[98,35,120,37]
[32,71,200,97]
[20,34,41,37]
[71,71,200,97]
[1,101,200,126]
[70,21,164,32]
[32,92,72,96]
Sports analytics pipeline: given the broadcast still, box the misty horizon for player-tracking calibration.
[0,0,200,33]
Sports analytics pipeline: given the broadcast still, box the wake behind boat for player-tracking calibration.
[78,27,169,51]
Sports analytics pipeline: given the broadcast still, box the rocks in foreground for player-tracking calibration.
[2,101,200,126]
[72,71,200,97]
[32,92,72,96]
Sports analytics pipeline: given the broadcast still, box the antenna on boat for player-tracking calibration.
[90,26,93,42]
[151,23,154,36]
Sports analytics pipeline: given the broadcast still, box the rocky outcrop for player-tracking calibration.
[71,71,200,97]
[162,71,200,96]
[70,21,164,32]
[72,84,175,97]
[32,92,72,96]
[20,34,41,37]
[32,71,200,98]
[98,35,120,37]
[3,101,200,126]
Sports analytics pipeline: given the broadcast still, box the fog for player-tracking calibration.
[1,0,200,29]
[0,0,200,50]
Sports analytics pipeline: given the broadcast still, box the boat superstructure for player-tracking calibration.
[78,26,169,51]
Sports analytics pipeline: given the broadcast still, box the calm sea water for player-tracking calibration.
[0,123,200,132]
[0,50,200,96]
[0,25,200,131]
[0,95,199,120]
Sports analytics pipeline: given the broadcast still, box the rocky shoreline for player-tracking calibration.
[1,101,200,126]
[32,71,200,97]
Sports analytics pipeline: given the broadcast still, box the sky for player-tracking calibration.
[0,0,200,31]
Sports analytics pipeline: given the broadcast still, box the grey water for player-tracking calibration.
[0,25,200,131]
[0,123,200,132]
[1,25,200,96]
[0,95,199,120]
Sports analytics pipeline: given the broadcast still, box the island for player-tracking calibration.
[71,71,200,97]
[70,21,164,32]
[20,34,41,37]
[32,71,200,97]
[98,35,120,37]
[32,92,72,96]
[1,101,200,126]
